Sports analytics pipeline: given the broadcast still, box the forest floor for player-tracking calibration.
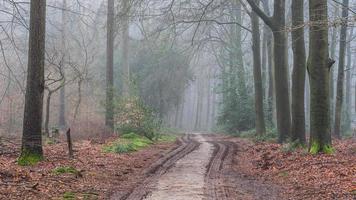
[0,136,178,199]
[0,134,355,200]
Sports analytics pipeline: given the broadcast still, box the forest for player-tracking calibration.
[0,0,355,199]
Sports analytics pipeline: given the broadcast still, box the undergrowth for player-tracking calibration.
[103,133,176,154]
[238,128,278,142]
[52,166,79,175]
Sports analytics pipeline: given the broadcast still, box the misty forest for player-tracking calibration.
[0,0,355,199]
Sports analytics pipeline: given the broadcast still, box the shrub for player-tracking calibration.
[114,97,162,140]
[103,133,153,154]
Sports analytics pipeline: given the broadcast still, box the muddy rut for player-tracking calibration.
[111,134,281,200]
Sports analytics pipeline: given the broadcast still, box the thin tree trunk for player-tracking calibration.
[308,0,332,153]
[20,0,47,163]
[345,28,353,131]
[251,2,266,135]
[206,70,211,131]
[58,0,67,129]
[44,92,52,137]
[334,0,349,139]
[261,0,274,127]
[105,0,114,130]
[291,0,306,144]
[122,0,130,97]
[329,6,339,130]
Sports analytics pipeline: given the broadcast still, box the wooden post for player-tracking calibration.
[66,128,73,158]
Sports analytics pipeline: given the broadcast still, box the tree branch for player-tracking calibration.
[245,0,274,29]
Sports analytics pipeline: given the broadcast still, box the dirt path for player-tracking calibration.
[115,134,282,200]
[144,134,213,200]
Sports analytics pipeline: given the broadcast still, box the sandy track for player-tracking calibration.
[144,134,213,200]
[112,134,282,200]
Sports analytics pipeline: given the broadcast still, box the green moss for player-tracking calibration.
[309,141,320,155]
[63,192,75,200]
[17,151,43,166]
[104,133,176,154]
[103,133,152,154]
[53,166,79,175]
[322,145,334,154]
[310,141,334,155]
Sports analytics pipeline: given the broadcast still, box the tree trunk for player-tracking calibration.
[105,0,114,130]
[44,91,52,137]
[122,0,130,97]
[251,3,266,135]
[246,0,291,143]
[58,0,67,129]
[334,0,349,139]
[308,0,332,154]
[329,6,339,130]
[261,0,274,127]
[345,28,353,131]
[19,0,47,164]
[206,70,211,131]
[291,0,306,144]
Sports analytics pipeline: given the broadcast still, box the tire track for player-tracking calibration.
[111,134,200,200]
[204,141,236,200]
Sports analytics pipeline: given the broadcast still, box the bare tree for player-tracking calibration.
[308,0,333,154]
[334,0,349,139]
[106,0,114,130]
[246,0,291,143]
[19,0,47,165]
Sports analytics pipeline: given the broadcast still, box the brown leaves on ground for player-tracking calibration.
[231,137,356,200]
[0,137,176,199]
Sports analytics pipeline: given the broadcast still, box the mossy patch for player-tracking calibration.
[52,166,79,175]
[310,141,334,155]
[17,151,43,166]
[103,133,176,154]
[63,191,75,200]
[103,133,153,153]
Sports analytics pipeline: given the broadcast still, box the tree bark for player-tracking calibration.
[251,2,266,135]
[345,27,353,131]
[58,0,67,129]
[246,0,291,143]
[291,0,306,144]
[308,0,332,153]
[44,91,52,137]
[329,6,339,130]
[334,0,349,139]
[105,0,114,130]
[20,0,47,163]
[122,0,130,97]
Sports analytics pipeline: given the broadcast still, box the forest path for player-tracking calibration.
[143,134,213,200]
[117,134,282,200]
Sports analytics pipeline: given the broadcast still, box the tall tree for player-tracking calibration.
[334,0,349,139]
[246,0,291,143]
[105,0,114,130]
[58,0,67,129]
[250,0,266,135]
[308,0,333,153]
[329,5,339,130]
[261,0,274,126]
[19,0,47,165]
[345,28,353,131]
[122,0,130,97]
[291,0,306,144]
